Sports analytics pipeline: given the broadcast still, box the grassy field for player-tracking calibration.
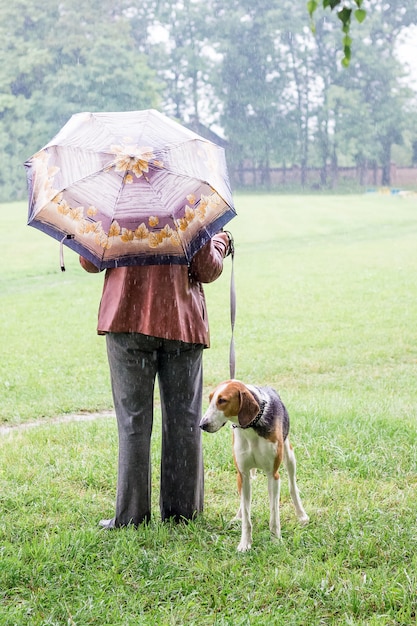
[1,193,417,624]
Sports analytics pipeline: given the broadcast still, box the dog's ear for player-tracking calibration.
[237,389,260,427]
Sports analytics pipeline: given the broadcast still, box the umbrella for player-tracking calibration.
[25,109,236,270]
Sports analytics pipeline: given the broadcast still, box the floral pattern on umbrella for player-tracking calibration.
[25,110,236,269]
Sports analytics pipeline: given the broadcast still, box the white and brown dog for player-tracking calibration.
[200,380,309,551]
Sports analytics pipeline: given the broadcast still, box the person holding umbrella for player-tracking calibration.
[25,109,236,527]
[79,230,232,528]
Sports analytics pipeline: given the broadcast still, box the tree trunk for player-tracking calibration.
[381,139,392,186]
[330,147,338,189]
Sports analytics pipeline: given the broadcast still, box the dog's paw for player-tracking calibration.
[298,513,310,526]
[237,530,252,551]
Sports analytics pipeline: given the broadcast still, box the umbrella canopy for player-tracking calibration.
[25,109,236,270]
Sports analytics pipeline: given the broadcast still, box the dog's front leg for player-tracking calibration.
[237,471,252,552]
[232,469,243,522]
[267,473,281,540]
[232,469,257,522]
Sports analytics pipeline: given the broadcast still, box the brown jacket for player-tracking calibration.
[79,233,229,347]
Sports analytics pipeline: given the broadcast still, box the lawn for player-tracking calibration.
[1,193,417,625]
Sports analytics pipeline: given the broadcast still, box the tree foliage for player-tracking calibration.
[308,0,368,66]
[0,0,415,200]
[0,0,161,201]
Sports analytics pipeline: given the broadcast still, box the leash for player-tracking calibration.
[224,231,236,379]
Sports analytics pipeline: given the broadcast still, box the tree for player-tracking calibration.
[208,0,296,186]
[0,0,416,201]
[288,0,415,187]
[279,12,319,187]
[308,0,367,65]
[143,1,220,124]
[334,0,416,185]
[0,0,161,201]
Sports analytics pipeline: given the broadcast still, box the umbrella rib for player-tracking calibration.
[99,172,128,267]
[143,172,188,256]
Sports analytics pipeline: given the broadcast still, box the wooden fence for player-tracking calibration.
[231,163,417,189]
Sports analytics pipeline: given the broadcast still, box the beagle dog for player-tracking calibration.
[200,380,309,551]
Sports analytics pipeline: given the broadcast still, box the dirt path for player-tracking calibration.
[0,411,114,436]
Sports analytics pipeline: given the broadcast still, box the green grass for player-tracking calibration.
[1,194,417,624]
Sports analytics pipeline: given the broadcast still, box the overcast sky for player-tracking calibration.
[397,25,417,87]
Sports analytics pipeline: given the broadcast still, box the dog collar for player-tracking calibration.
[233,399,267,429]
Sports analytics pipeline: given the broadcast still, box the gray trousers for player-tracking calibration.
[105,332,204,526]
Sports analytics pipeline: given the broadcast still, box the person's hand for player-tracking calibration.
[79,256,100,273]
[222,230,234,257]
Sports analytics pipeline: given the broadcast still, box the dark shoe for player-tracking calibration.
[99,518,116,529]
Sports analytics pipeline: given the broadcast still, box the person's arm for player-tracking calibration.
[189,232,232,283]
[79,256,101,273]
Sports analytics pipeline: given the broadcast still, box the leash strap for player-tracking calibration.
[60,235,67,271]
[59,234,75,271]
[225,231,236,379]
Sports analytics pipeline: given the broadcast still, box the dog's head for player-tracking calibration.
[199,380,260,432]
